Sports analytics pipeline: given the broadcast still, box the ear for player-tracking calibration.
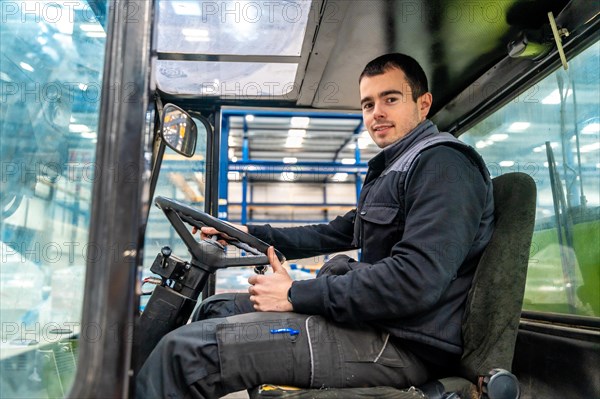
[417,92,433,120]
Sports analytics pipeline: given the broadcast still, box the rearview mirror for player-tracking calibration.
[160,104,197,157]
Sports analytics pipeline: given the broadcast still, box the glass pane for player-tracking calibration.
[157,0,312,56]
[156,60,298,97]
[0,1,108,397]
[142,121,208,309]
[461,41,600,317]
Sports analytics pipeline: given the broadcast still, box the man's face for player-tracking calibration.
[359,67,432,148]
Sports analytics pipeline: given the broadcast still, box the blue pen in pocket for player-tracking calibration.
[270,328,300,336]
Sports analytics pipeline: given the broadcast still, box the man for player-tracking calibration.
[136,53,494,398]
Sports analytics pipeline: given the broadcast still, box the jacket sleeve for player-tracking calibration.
[290,146,492,323]
[246,210,357,260]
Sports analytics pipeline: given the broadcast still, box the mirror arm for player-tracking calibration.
[155,94,164,115]
[148,96,166,205]
[148,141,166,205]
[150,97,164,168]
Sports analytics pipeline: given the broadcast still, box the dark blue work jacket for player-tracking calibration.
[248,120,494,356]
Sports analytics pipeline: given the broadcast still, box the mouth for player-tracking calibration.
[372,124,394,135]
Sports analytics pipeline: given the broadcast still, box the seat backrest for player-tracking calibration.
[458,172,537,382]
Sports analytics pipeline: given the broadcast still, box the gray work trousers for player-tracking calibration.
[135,293,431,399]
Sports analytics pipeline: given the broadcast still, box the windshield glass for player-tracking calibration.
[0,1,108,397]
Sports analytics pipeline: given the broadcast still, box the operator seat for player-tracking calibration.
[251,172,537,399]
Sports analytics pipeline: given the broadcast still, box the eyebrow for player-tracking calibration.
[360,89,404,106]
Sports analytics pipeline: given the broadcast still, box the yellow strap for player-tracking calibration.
[259,384,302,392]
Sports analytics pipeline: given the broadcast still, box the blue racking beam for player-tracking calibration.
[220,109,368,222]
[241,118,250,224]
[228,219,332,224]
[229,202,355,207]
[229,160,368,174]
[222,108,363,120]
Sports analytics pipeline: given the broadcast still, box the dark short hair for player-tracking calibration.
[359,53,428,102]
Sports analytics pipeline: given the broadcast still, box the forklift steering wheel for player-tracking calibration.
[155,196,285,269]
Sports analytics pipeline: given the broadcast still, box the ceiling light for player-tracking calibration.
[69,124,90,133]
[508,122,530,132]
[19,62,34,72]
[341,158,356,165]
[582,123,599,134]
[288,129,306,137]
[476,140,488,149]
[499,160,515,167]
[580,142,600,153]
[81,132,97,139]
[80,24,104,32]
[285,137,303,148]
[541,88,572,104]
[332,173,348,182]
[283,157,297,164]
[182,29,209,37]
[86,32,106,39]
[245,115,255,122]
[290,117,310,128]
[489,133,509,141]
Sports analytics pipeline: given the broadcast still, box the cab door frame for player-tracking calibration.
[67,1,155,397]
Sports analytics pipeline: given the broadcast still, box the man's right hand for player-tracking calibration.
[192,224,249,246]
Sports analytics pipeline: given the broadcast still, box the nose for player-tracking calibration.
[372,101,386,119]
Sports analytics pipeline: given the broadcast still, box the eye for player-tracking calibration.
[362,102,373,110]
[385,97,398,104]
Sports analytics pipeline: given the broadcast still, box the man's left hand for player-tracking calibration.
[247,247,293,312]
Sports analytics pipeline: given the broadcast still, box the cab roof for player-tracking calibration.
[155,0,598,132]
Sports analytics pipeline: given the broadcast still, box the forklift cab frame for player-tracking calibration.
[0,1,598,398]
